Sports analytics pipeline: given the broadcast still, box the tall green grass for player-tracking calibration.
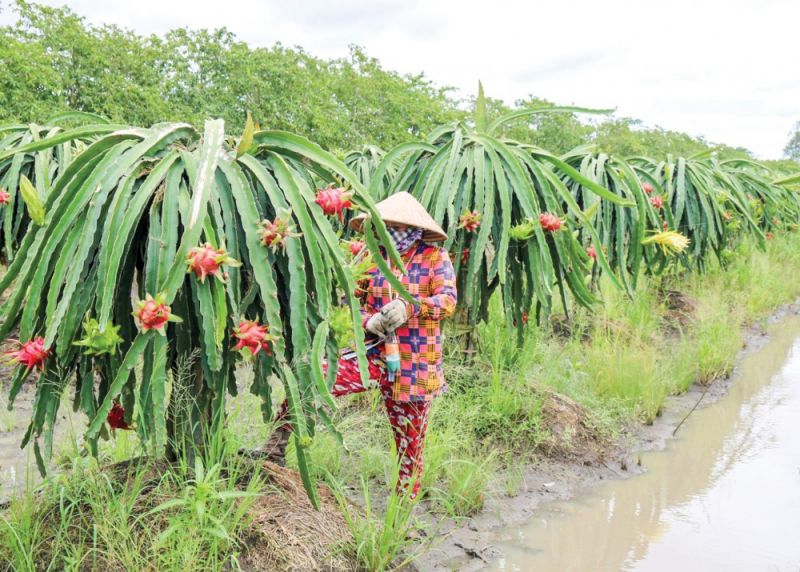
[297,234,800,518]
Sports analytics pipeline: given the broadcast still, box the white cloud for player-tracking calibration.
[2,0,798,157]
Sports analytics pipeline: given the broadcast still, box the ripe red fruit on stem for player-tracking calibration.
[586,245,597,260]
[186,243,239,282]
[5,337,50,370]
[349,240,365,256]
[642,183,653,195]
[458,210,481,233]
[0,189,10,205]
[107,402,132,431]
[134,294,181,334]
[315,186,353,222]
[650,196,664,209]
[259,212,301,253]
[232,319,274,357]
[539,212,562,233]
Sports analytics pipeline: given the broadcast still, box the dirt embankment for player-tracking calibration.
[416,300,800,571]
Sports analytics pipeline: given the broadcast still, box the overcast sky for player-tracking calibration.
[3,0,799,158]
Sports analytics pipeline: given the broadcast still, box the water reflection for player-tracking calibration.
[490,316,800,571]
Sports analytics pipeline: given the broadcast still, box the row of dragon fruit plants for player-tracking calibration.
[0,108,797,502]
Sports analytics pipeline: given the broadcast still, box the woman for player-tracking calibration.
[265,192,457,498]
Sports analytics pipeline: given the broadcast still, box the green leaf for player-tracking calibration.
[236,112,255,158]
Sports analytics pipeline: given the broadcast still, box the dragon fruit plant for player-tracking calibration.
[0,112,122,263]
[370,83,630,336]
[0,118,404,506]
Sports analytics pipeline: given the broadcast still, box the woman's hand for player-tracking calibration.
[381,299,408,331]
[365,313,388,336]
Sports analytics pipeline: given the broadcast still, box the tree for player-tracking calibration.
[784,122,800,161]
[0,2,458,151]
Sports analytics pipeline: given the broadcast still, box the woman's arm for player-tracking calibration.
[408,247,457,321]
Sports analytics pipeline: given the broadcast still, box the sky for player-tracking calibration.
[2,0,799,158]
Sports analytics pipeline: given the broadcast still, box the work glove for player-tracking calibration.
[365,312,388,337]
[381,299,408,332]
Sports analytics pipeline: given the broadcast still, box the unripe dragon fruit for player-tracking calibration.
[259,211,301,253]
[650,196,664,209]
[539,212,562,233]
[458,210,481,233]
[315,186,353,222]
[5,337,50,370]
[232,319,275,357]
[722,211,733,222]
[186,243,239,282]
[107,402,133,431]
[133,293,181,334]
[642,183,653,195]
[0,189,10,205]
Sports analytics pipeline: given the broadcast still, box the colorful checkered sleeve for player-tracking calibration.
[411,248,457,321]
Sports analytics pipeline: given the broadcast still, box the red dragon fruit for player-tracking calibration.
[315,186,353,222]
[259,212,301,252]
[349,240,366,256]
[186,243,239,283]
[0,189,10,205]
[766,232,775,240]
[107,402,132,431]
[642,183,654,195]
[133,294,181,334]
[650,196,664,209]
[722,211,733,222]
[458,210,481,233]
[5,337,50,370]
[232,319,274,357]
[539,212,562,233]
[587,245,597,260]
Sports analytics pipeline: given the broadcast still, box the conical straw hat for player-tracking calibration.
[349,191,448,242]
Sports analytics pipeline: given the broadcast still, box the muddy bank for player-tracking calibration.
[418,300,800,571]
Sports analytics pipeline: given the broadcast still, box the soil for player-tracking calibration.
[415,300,800,571]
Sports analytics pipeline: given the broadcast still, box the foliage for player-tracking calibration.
[0,117,409,505]
[562,148,653,291]
[0,1,459,152]
[368,89,630,332]
[629,154,765,271]
[0,113,114,260]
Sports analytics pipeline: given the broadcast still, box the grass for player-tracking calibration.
[0,448,265,571]
[329,476,420,572]
[4,234,800,570]
[292,233,800,519]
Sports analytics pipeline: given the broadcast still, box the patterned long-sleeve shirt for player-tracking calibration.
[358,242,457,402]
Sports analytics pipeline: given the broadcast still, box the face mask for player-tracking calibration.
[387,226,423,253]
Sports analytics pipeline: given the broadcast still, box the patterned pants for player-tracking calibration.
[277,353,431,498]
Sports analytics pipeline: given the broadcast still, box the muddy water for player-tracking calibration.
[488,316,800,572]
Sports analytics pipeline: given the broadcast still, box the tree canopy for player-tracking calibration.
[1,0,792,162]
